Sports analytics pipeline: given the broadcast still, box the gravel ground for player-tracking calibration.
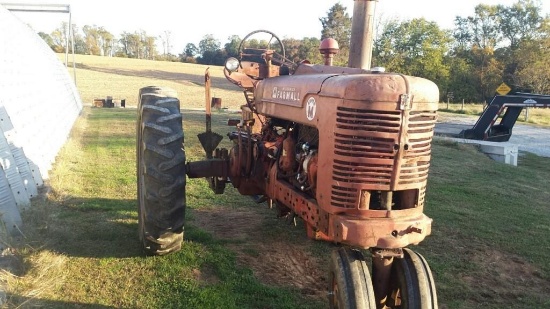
[435,114,550,158]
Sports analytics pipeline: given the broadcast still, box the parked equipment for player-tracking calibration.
[136,1,439,307]
[460,94,550,141]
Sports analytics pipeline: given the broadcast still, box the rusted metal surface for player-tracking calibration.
[198,69,223,158]
[349,0,377,69]
[266,162,432,249]
[186,159,229,178]
[319,38,339,66]
[372,254,394,307]
[212,97,222,109]
[255,73,438,217]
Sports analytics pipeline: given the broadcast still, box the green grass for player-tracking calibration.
[420,141,550,308]
[9,107,326,308]
[4,55,550,308]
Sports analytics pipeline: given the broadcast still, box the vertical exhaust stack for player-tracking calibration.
[348,0,377,70]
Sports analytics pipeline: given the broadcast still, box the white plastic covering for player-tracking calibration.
[0,6,82,234]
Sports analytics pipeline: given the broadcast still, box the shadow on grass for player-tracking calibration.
[23,197,144,259]
[5,295,117,309]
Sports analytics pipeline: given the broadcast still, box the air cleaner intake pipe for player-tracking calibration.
[348,0,377,70]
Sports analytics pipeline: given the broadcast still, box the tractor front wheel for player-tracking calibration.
[328,247,377,309]
[383,248,438,308]
[137,87,186,255]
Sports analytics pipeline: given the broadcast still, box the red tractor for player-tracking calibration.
[136,1,438,308]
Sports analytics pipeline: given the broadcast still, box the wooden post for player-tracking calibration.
[461,99,465,111]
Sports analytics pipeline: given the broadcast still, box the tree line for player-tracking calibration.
[37,0,549,102]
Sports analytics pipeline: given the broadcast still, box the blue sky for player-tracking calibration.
[6,0,549,53]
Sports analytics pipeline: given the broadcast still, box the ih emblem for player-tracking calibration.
[306,97,316,121]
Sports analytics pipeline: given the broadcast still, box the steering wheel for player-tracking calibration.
[238,30,286,60]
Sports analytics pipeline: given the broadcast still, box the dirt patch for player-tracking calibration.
[190,207,328,300]
[461,246,550,303]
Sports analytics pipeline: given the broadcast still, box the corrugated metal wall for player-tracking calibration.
[0,6,83,234]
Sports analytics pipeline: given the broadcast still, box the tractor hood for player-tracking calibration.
[255,71,439,125]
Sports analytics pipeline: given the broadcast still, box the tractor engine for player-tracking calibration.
[226,115,319,199]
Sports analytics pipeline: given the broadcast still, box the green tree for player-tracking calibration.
[374,18,452,96]
[320,2,351,65]
[141,32,158,60]
[451,0,549,100]
[298,37,323,64]
[198,34,220,55]
[116,30,156,59]
[197,34,223,65]
[38,32,55,50]
[281,38,302,63]
[446,55,480,102]
[98,27,115,57]
[496,0,548,87]
[498,0,546,49]
[224,35,241,58]
[119,31,142,58]
[453,4,501,101]
[514,37,550,94]
[50,22,82,54]
[320,3,351,48]
[179,43,199,62]
[51,22,70,53]
[82,25,101,55]
[183,43,198,58]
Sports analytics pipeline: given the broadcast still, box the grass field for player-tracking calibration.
[2,54,550,308]
[64,54,245,110]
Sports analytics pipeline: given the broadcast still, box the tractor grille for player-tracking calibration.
[331,107,400,208]
[398,111,437,185]
[330,108,436,209]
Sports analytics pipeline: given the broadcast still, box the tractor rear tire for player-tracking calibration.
[137,87,186,255]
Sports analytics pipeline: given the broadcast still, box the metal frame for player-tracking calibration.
[1,3,76,84]
[460,94,550,141]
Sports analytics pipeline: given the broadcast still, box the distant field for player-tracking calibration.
[4,55,549,308]
[59,54,245,109]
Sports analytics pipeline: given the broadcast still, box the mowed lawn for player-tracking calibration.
[3,55,550,308]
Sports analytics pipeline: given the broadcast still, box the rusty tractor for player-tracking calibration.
[136,0,438,308]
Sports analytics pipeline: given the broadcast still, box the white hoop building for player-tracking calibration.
[0,5,82,235]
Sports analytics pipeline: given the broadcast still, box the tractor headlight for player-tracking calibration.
[225,57,240,72]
